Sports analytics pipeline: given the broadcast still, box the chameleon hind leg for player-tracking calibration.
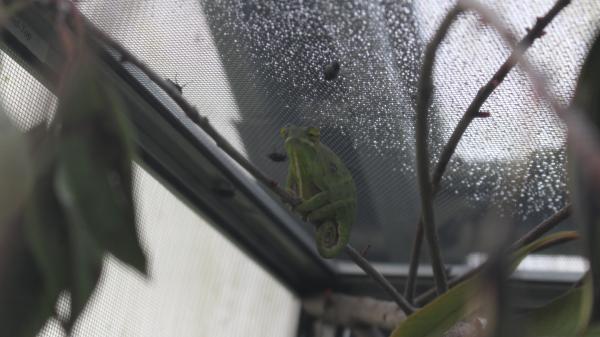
[306,199,353,222]
[307,199,354,258]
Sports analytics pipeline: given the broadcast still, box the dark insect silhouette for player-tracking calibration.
[165,77,185,94]
[323,61,340,81]
[267,151,287,162]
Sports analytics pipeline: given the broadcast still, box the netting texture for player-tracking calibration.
[76,0,599,263]
[0,40,299,337]
[37,166,299,337]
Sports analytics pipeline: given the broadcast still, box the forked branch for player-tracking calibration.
[407,0,571,302]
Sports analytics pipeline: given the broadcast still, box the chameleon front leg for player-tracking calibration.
[285,170,296,193]
[295,191,330,215]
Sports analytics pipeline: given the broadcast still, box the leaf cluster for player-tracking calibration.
[0,57,147,336]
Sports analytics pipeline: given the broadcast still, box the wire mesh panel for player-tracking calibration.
[0,43,299,337]
[76,0,599,264]
[37,165,299,337]
[0,49,55,130]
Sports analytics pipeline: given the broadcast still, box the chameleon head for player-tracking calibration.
[280,125,321,156]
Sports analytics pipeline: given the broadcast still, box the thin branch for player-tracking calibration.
[403,222,422,302]
[510,204,572,249]
[345,246,415,314]
[302,292,406,330]
[304,291,486,337]
[405,0,571,302]
[414,6,461,296]
[431,0,571,193]
[79,5,416,314]
[414,204,572,307]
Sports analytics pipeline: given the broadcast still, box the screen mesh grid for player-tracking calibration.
[74,0,599,262]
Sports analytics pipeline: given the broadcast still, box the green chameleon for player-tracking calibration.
[280,125,357,258]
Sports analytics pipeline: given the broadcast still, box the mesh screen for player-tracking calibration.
[37,165,299,337]
[75,0,598,263]
[0,48,55,130]
[0,37,299,337]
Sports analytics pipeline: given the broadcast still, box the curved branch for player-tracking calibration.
[345,246,415,314]
[303,292,406,330]
[414,5,463,296]
[406,0,571,302]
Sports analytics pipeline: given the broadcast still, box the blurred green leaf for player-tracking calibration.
[55,164,104,331]
[0,110,32,225]
[510,231,580,270]
[571,33,600,125]
[0,214,52,337]
[581,324,600,336]
[0,111,51,337]
[391,276,476,337]
[54,61,147,275]
[569,32,600,322]
[48,59,149,329]
[22,124,70,331]
[0,37,147,337]
[389,231,579,337]
[523,274,593,337]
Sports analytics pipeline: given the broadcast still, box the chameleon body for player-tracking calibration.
[280,126,357,258]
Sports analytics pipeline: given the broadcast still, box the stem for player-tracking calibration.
[431,0,571,191]
[415,5,466,295]
[403,221,422,302]
[414,204,572,306]
[405,0,571,302]
[510,204,572,249]
[345,245,415,314]
[302,292,406,330]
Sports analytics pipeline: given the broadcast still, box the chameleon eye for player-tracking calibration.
[280,127,288,139]
[307,127,320,140]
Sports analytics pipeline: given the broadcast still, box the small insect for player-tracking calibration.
[323,60,340,81]
[267,151,287,162]
[165,74,191,95]
[476,111,491,118]
[165,78,184,94]
[360,244,371,258]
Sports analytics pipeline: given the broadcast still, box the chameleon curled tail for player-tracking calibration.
[316,220,349,258]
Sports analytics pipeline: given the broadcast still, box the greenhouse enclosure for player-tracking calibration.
[0,0,599,336]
